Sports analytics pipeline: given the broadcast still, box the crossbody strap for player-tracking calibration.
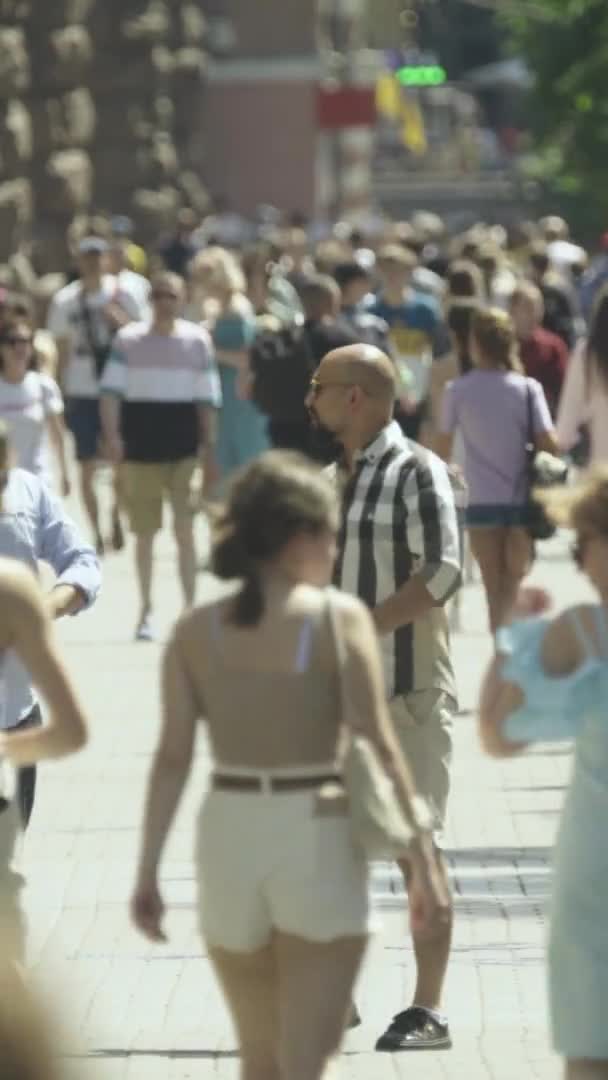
[326,591,348,725]
[79,286,104,356]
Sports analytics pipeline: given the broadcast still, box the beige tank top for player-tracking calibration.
[178,593,343,770]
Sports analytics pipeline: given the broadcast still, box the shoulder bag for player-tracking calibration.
[524,380,568,541]
[327,593,429,861]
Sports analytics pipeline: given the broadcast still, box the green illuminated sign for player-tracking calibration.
[395,65,447,87]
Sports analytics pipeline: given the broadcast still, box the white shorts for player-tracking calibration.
[195,788,372,952]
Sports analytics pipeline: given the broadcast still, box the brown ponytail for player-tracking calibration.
[211,450,338,628]
[212,523,263,626]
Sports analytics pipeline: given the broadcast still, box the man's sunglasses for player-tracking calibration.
[151,290,180,300]
[308,376,355,398]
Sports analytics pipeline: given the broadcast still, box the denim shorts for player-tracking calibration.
[466,504,528,528]
[65,397,101,462]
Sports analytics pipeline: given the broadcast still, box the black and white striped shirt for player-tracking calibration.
[331,421,462,699]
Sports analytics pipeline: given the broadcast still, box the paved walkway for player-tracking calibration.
[22,499,586,1078]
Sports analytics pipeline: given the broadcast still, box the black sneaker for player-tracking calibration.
[375,1006,452,1051]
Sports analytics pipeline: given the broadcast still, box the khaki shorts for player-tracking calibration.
[389,689,455,838]
[122,458,200,536]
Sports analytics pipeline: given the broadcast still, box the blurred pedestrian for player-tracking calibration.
[46,236,145,553]
[528,244,578,349]
[445,260,484,301]
[190,248,270,480]
[132,450,447,1080]
[307,346,460,1051]
[0,425,99,827]
[6,294,59,379]
[479,467,608,1080]
[557,288,608,465]
[252,275,357,459]
[158,208,200,276]
[437,308,558,632]
[0,417,89,966]
[100,272,221,641]
[510,282,568,418]
[107,217,151,317]
[0,318,70,494]
[372,245,450,441]
[332,261,391,352]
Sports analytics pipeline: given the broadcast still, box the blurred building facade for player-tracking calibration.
[201,0,379,222]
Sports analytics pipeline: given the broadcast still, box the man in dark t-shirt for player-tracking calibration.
[99,272,221,641]
[266,274,359,459]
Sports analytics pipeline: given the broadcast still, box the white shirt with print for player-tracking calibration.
[46,274,144,399]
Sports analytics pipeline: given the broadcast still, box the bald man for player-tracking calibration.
[306,345,462,1052]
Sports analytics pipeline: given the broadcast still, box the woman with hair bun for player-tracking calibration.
[132,450,448,1080]
[437,307,559,632]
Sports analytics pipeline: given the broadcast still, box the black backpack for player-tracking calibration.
[250,324,314,423]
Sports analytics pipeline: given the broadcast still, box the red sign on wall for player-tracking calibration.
[316,86,376,130]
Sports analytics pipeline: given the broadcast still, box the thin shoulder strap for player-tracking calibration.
[593,606,608,660]
[294,617,315,674]
[569,609,595,658]
[326,591,348,723]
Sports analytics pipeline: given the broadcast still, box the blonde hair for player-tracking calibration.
[189,246,245,295]
[471,307,523,373]
[538,465,608,534]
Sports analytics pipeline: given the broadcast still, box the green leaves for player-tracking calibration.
[504,0,608,224]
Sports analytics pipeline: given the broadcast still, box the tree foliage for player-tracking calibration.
[504,0,608,218]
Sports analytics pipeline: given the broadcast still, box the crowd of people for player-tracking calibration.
[0,204,607,1079]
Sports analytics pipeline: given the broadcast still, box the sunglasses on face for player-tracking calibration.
[151,290,179,301]
[308,376,354,398]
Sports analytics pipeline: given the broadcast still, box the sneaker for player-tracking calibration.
[135,614,155,642]
[375,1006,451,1052]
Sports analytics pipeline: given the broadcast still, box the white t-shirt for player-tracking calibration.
[0,372,63,484]
[46,274,144,399]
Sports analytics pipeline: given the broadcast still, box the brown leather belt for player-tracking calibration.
[212,773,341,794]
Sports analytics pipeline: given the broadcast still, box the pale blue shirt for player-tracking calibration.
[0,469,101,729]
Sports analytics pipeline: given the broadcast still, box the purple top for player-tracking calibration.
[441,370,553,505]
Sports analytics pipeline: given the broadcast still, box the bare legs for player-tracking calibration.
[399,850,453,1010]
[210,932,368,1080]
[134,518,196,627]
[469,526,533,633]
[135,533,154,624]
[78,461,124,554]
[79,461,103,552]
[174,519,196,609]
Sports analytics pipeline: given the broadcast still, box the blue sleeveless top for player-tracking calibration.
[496,607,608,744]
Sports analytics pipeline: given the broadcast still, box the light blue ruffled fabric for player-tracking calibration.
[495,619,606,744]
